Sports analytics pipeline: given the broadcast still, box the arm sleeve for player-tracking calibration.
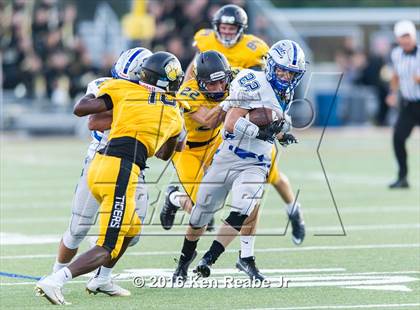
[98,94,113,110]
[97,81,121,110]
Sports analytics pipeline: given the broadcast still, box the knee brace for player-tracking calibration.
[224,212,248,232]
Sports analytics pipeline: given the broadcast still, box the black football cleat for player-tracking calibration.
[194,255,213,278]
[160,185,180,230]
[172,251,197,283]
[389,178,409,189]
[236,252,265,281]
[289,206,305,245]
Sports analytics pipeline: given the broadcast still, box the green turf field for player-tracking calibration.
[1,128,419,309]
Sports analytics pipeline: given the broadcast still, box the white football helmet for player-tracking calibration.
[111,47,152,82]
[265,40,306,95]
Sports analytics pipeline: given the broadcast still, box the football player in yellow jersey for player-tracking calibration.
[168,4,305,281]
[185,4,268,78]
[35,52,185,305]
[160,51,230,231]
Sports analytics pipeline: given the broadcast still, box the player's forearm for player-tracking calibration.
[88,112,113,131]
[156,136,178,160]
[192,106,226,129]
[205,106,226,129]
[73,95,109,117]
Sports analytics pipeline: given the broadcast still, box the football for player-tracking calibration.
[247,107,281,127]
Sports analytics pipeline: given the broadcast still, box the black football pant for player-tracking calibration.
[393,100,420,179]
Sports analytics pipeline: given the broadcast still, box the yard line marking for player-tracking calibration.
[2,269,418,293]
[3,222,418,242]
[256,223,420,233]
[0,233,60,245]
[239,303,420,310]
[106,269,419,291]
[260,206,420,215]
[0,279,133,286]
[1,243,419,260]
[2,206,419,223]
[120,268,346,278]
[132,223,420,234]
[345,285,412,292]
[0,217,68,223]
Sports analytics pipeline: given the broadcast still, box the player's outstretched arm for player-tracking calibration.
[191,106,226,129]
[73,94,112,117]
[87,111,113,131]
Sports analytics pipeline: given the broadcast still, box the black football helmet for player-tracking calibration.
[194,50,232,101]
[139,52,184,92]
[212,4,248,47]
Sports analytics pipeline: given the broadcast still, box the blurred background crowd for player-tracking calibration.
[0,0,244,107]
[0,0,418,129]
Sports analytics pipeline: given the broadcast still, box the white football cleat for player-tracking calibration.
[86,276,131,297]
[35,277,70,305]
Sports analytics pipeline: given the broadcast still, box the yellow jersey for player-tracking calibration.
[193,29,269,69]
[176,78,223,143]
[97,79,183,158]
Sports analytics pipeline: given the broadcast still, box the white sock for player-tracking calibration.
[53,259,68,273]
[51,267,72,287]
[240,235,255,258]
[169,191,182,208]
[286,202,300,215]
[97,266,113,279]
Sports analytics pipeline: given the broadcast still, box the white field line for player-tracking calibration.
[345,285,412,292]
[1,223,419,245]
[1,206,419,223]
[1,243,419,260]
[1,273,418,293]
[260,206,420,215]
[256,223,420,233]
[124,223,420,234]
[0,223,420,246]
[238,303,420,310]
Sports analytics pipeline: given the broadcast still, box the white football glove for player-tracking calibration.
[281,113,292,134]
[177,126,187,143]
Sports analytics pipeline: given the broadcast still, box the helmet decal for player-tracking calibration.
[265,40,306,97]
[111,47,152,82]
[165,59,182,81]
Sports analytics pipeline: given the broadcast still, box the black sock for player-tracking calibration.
[181,237,198,260]
[205,240,225,264]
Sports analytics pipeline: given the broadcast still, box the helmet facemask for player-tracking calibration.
[198,71,231,101]
[213,22,244,47]
[266,56,304,97]
[211,4,248,48]
[265,40,306,99]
